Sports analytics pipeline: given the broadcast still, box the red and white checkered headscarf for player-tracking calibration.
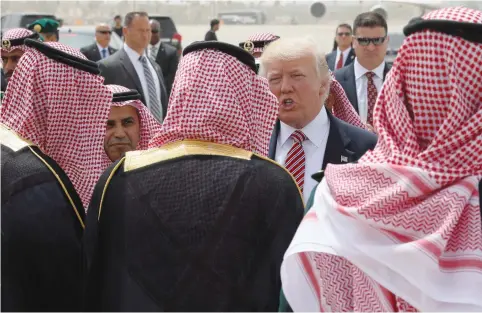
[328,70,367,129]
[148,47,278,156]
[0,41,113,209]
[281,7,482,312]
[107,84,162,150]
[1,28,36,54]
[246,32,279,54]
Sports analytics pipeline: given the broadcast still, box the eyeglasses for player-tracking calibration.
[337,32,352,37]
[151,30,159,33]
[355,36,386,46]
[97,30,112,35]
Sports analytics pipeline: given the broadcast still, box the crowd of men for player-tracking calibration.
[1,6,482,312]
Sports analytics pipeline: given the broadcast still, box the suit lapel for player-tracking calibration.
[345,63,359,113]
[327,52,336,72]
[383,62,391,81]
[345,48,356,66]
[312,108,355,182]
[119,49,144,99]
[108,47,115,55]
[268,120,280,160]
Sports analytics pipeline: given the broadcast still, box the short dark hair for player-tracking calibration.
[124,12,149,27]
[353,12,388,35]
[210,19,220,28]
[114,15,121,20]
[335,23,352,34]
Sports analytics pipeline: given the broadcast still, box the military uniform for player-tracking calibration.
[28,18,60,42]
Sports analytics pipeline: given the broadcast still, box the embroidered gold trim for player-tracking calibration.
[98,158,125,220]
[0,124,34,151]
[0,124,85,228]
[123,140,253,172]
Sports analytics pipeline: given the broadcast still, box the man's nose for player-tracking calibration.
[366,42,377,51]
[113,126,127,139]
[4,60,15,73]
[280,77,293,94]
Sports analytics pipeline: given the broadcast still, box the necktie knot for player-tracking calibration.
[139,55,147,63]
[290,130,306,143]
[366,71,375,79]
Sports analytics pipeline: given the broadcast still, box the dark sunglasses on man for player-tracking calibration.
[337,32,352,37]
[355,36,386,46]
[97,30,112,35]
[151,29,160,34]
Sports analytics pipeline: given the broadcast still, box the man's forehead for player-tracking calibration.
[355,26,386,36]
[266,55,316,73]
[109,105,139,119]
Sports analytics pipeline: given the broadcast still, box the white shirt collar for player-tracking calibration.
[279,107,329,148]
[354,58,385,80]
[96,42,108,52]
[123,42,147,63]
[337,46,351,55]
[149,40,162,50]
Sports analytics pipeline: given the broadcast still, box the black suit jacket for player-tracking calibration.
[325,48,355,72]
[97,48,168,118]
[80,43,117,62]
[268,108,377,179]
[204,30,217,41]
[334,62,391,114]
[152,42,179,97]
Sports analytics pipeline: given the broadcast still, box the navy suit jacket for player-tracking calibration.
[268,108,377,179]
[325,48,356,72]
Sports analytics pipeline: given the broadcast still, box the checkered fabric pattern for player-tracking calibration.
[1,28,35,54]
[281,6,482,312]
[246,32,279,54]
[328,70,366,129]
[0,42,113,209]
[107,84,162,150]
[148,48,278,157]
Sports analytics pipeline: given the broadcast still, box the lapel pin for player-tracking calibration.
[341,155,348,162]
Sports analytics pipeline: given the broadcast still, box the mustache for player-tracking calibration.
[108,138,131,146]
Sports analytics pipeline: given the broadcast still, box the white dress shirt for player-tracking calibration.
[335,47,352,68]
[148,40,162,60]
[354,58,385,123]
[97,42,110,59]
[123,43,162,114]
[275,108,330,204]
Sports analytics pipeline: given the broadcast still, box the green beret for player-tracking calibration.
[28,18,60,33]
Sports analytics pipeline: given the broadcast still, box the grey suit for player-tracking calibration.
[334,62,391,114]
[98,48,168,119]
[325,48,355,72]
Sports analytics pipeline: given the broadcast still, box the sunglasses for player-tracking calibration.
[151,30,160,33]
[337,32,352,37]
[355,36,386,46]
[97,30,112,35]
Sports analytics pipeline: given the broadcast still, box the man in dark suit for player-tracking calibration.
[148,19,179,97]
[259,36,377,206]
[80,23,117,62]
[98,12,168,123]
[334,12,391,129]
[204,19,219,41]
[325,23,356,71]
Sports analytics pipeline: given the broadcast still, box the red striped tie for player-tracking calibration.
[285,130,307,192]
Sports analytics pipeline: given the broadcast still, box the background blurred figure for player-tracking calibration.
[282,6,482,312]
[204,19,220,41]
[27,18,60,42]
[80,23,117,62]
[148,19,179,97]
[98,12,168,124]
[335,12,390,128]
[325,23,355,71]
[112,14,123,38]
